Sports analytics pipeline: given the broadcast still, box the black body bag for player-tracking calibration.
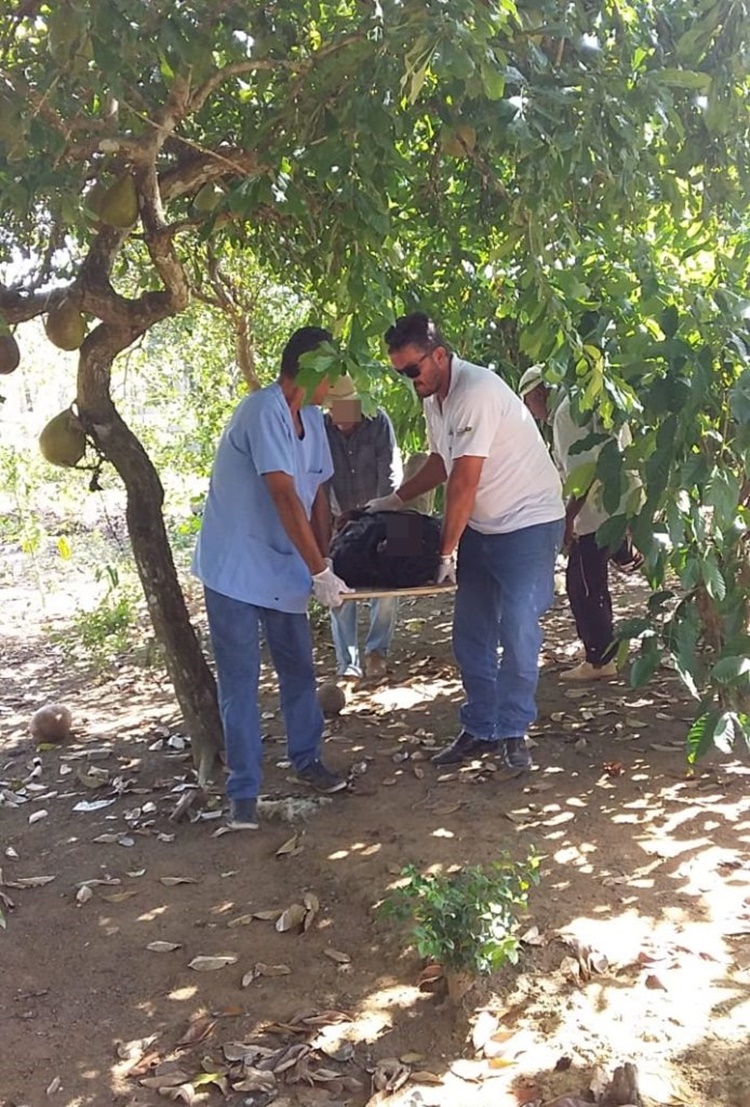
[330,511,441,589]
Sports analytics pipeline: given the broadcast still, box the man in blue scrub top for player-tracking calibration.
[193,327,352,830]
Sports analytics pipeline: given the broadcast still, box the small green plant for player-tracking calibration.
[51,562,140,670]
[382,852,540,977]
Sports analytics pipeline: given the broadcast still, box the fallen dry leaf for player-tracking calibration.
[176,1017,216,1048]
[146,941,182,953]
[411,1070,443,1085]
[323,948,351,964]
[520,925,545,946]
[231,1068,277,1093]
[417,963,444,990]
[5,875,56,889]
[560,954,582,983]
[242,962,291,987]
[101,890,139,903]
[76,885,93,904]
[253,909,283,922]
[189,954,237,971]
[372,1058,410,1094]
[76,766,109,789]
[140,1071,191,1089]
[160,876,199,886]
[227,913,254,928]
[276,902,307,933]
[276,832,302,857]
[303,891,320,931]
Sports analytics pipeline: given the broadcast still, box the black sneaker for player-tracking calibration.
[503,737,532,770]
[294,760,348,794]
[228,797,259,830]
[431,730,500,766]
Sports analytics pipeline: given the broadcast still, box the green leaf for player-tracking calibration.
[661,305,679,338]
[57,535,72,560]
[704,469,740,526]
[712,712,735,755]
[686,712,718,765]
[596,439,624,515]
[659,68,712,91]
[630,640,662,687]
[710,656,750,683]
[595,513,628,552]
[564,459,597,498]
[480,63,505,101]
[701,555,726,602]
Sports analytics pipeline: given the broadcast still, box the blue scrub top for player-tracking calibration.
[192,382,334,613]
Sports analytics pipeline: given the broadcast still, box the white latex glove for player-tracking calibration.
[435,554,457,585]
[364,491,405,513]
[312,565,353,608]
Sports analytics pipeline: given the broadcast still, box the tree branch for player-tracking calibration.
[189,57,303,115]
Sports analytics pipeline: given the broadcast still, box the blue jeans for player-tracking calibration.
[204,587,323,800]
[453,520,564,740]
[330,597,398,677]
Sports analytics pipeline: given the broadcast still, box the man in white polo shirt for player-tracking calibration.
[367,312,564,770]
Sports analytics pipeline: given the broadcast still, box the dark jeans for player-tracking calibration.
[566,533,616,665]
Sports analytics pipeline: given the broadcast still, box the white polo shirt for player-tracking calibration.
[424,357,563,534]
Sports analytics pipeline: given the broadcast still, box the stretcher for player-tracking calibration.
[338,582,457,601]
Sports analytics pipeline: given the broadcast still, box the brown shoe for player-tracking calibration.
[560,660,617,682]
[364,650,387,682]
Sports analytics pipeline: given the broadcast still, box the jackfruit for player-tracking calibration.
[83,180,107,220]
[45,300,87,351]
[317,681,346,717]
[39,408,86,467]
[31,703,72,744]
[193,183,222,212]
[99,174,138,228]
[440,123,477,158]
[0,334,20,374]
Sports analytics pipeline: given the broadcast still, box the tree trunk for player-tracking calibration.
[78,344,223,784]
[236,314,261,391]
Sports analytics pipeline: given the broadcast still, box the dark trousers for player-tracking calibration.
[566,533,615,666]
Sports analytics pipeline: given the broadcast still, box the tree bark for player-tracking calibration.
[77,341,223,783]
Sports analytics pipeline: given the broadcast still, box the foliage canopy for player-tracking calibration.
[2,0,750,759]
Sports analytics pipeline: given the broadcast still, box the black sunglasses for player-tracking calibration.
[396,350,432,379]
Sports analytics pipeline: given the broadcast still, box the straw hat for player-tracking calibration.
[325,375,358,404]
[518,365,545,397]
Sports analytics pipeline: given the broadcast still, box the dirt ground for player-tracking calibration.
[2,535,750,1107]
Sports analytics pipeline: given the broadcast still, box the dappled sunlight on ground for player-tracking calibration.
[3,523,750,1105]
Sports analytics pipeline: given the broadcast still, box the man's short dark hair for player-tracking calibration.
[384,312,450,354]
[280,326,332,378]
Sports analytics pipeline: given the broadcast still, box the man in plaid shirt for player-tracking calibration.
[324,376,402,681]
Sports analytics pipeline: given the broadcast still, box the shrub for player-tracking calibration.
[382,852,540,977]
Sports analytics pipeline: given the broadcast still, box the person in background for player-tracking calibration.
[519,365,642,682]
[368,312,564,771]
[192,327,352,831]
[324,375,402,682]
